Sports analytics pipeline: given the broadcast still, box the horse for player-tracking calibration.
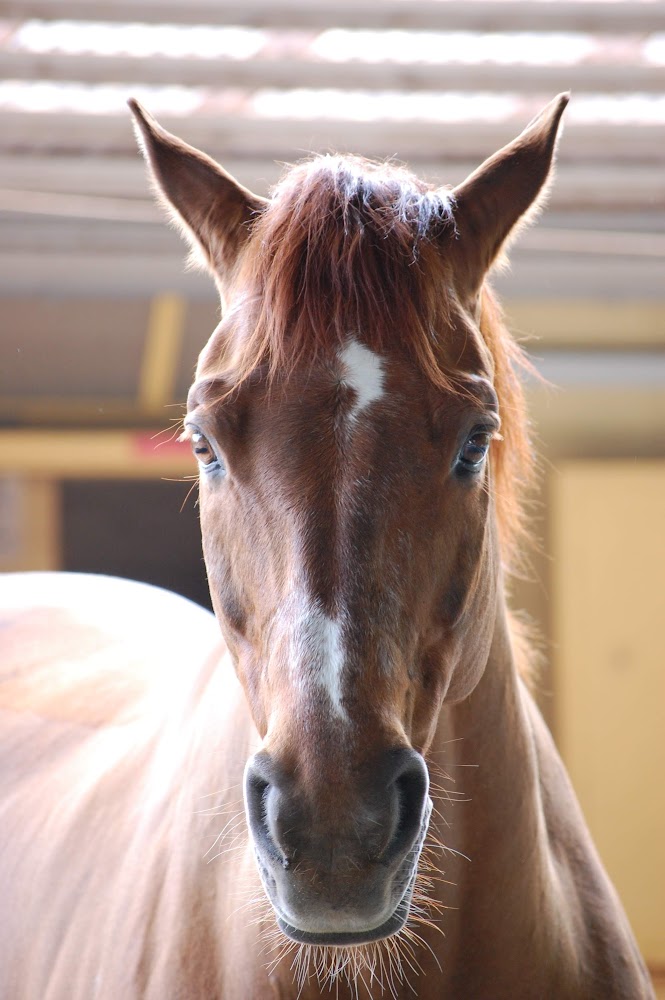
[0,95,653,999]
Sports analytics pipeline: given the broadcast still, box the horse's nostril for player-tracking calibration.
[245,773,269,826]
[244,757,284,863]
[381,750,430,863]
[250,777,269,806]
[396,774,417,836]
[244,755,302,871]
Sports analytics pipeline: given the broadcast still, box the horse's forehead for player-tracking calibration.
[196,294,491,400]
[192,328,496,440]
[195,333,403,419]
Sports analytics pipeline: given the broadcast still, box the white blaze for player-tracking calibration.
[339,340,386,424]
[306,608,345,718]
[285,595,347,719]
[279,340,387,720]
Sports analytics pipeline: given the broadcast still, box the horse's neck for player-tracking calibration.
[428,606,552,970]
[428,602,651,998]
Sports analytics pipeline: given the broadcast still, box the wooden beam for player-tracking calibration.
[530,387,665,456]
[506,301,665,349]
[1,110,663,163]
[1,155,664,210]
[0,249,213,296]
[1,50,662,94]
[0,188,159,223]
[2,0,664,32]
[0,397,160,424]
[0,429,193,477]
[519,229,665,259]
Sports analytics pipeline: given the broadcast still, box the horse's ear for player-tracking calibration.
[449,93,569,303]
[128,99,268,296]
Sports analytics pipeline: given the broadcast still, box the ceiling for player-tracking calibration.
[0,0,663,301]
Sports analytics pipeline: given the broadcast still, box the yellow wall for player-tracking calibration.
[552,462,665,965]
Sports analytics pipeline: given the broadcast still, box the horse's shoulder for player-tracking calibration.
[0,572,222,727]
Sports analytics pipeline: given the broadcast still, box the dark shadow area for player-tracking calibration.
[62,479,212,610]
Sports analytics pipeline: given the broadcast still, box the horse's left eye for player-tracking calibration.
[457,430,492,471]
[190,431,220,472]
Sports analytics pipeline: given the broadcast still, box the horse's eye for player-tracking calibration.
[190,431,220,472]
[457,430,492,472]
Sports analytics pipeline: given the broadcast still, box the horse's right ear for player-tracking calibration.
[128,100,267,296]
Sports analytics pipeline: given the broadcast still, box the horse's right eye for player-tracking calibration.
[190,431,220,472]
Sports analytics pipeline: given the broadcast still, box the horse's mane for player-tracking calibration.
[220,154,535,576]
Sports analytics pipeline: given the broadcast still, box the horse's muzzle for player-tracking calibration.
[243,747,431,945]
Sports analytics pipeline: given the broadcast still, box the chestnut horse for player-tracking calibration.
[0,96,653,999]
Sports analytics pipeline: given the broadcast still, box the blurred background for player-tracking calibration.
[0,0,663,987]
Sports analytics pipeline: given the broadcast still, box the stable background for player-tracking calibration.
[0,1,663,989]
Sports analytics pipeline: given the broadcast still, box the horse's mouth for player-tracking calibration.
[274,859,419,946]
[259,798,432,948]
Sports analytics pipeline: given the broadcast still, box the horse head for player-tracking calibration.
[130,95,567,948]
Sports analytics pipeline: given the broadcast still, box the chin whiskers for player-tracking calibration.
[255,763,468,995]
[259,853,451,998]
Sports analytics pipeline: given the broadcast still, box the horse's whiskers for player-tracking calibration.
[150,419,185,446]
[179,479,200,513]
[249,806,460,994]
[203,812,246,858]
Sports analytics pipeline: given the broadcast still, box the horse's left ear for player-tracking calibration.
[449,93,569,302]
[128,99,268,297]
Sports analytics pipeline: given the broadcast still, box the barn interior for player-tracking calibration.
[0,1,663,988]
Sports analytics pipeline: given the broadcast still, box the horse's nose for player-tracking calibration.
[244,747,431,942]
[244,747,430,869]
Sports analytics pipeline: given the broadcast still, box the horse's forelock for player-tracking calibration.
[225,156,455,381]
